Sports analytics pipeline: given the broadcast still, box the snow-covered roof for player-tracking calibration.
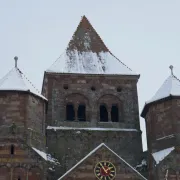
[141,68,180,117]
[152,147,174,165]
[32,147,59,164]
[46,16,137,76]
[0,67,47,101]
[146,74,180,104]
[47,126,139,132]
[58,143,147,180]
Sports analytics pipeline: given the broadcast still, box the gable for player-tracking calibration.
[58,143,146,180]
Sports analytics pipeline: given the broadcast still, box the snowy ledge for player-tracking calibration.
[47,126,139,132]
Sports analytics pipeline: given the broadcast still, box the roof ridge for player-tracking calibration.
[17,68,41,94]
[109,52,133,72]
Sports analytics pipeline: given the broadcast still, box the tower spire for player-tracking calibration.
[14,56,18,68]
[169,65,174,75]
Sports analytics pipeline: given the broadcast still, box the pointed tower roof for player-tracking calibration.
[46,16,137,75]
[0,57,47,101]
[141,66,180,117]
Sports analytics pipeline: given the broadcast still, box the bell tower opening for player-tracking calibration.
[66,104,75,121]
[78,104,86,121]
[100,104,108,122]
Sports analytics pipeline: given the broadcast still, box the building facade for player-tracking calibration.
[0,16,179,180]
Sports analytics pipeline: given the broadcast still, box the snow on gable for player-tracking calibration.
[152,147,175,165]
[58,143,147,180]
[32,147,59,165]
[146,75,180,104]
[0,67,47,100]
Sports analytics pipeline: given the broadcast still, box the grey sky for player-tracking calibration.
[1,0,180,151]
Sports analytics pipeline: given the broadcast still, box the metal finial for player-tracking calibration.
[169,65,174,75]
[14,56,18,68]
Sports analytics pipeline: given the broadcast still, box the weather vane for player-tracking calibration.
[169,65,174,75]
[14,56,18,68]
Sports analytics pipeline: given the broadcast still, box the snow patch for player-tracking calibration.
[32,147,59,164]
[47,126,139,132]
[46,50,137,75]
[152,147,174,164]
[156,134,174,141]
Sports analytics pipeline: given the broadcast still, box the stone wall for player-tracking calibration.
[0,92,27,127]
[0,91,47,179]
[46,129,143,179]
[0,141,46,180]
[44,73,140,129]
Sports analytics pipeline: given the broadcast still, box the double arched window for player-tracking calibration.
[65,94,88,121]
[66,103,86,121]
[98,95,122,122]
[99,104,119,122]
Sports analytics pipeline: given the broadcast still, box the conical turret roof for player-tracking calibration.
[46,16,137,75]
[141,66,180,117]
[0,57,47,100]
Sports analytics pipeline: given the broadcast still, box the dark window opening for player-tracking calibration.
[10,145,14,155]
[66,104,75,121]
[111,105,119,122]
[91,86,96,91]
[63,84,68,90]
[117,87,122,92]
[100,105,108,122]
[78,104,86,121]
[18,177,21,180]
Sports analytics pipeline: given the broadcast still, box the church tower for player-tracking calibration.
[42,16,143,179]
[0,57,48,179]
[141,66,180,180]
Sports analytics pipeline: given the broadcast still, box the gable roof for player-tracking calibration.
[0,67,47,101]
[58,143,147,180]
[141,73,180,117]
[46,16,137,76]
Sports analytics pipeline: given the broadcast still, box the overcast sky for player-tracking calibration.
[1,0,180,151]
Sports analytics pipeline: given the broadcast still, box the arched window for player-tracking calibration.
[100,105,108,122]
[78,104,86,121]
[111,105,119,122]
[10,145,14,155]
[66,104,75,121]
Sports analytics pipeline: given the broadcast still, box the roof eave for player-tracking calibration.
[45,71,140,79]
[0,89,48,101]
[141,95,180,118]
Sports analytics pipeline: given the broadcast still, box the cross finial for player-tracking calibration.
[14,56,18,68]
[169,65,174,75]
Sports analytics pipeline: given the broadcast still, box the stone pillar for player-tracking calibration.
[74,105,78,121]
[108,106,112,122]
